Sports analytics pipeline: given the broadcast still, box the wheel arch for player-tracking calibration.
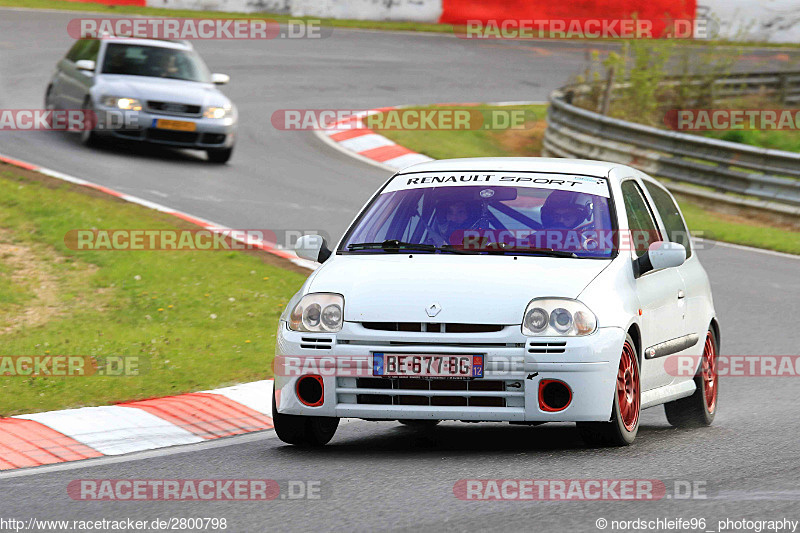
[626,322,642,366]
[709,317,721,350]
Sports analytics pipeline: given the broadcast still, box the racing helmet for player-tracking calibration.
[540,190,593,229]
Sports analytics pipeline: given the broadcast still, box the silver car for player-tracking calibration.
[46,36,237,163]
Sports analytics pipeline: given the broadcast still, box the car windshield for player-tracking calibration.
[341,180,616,258]
[101,43,211,83]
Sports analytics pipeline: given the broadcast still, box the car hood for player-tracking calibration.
[95,75,229,107]
[307,254,611,324]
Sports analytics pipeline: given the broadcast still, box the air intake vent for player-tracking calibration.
[527,341,567,354]
[300,337,333,350]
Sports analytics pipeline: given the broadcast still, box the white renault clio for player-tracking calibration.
[274,158,720,447]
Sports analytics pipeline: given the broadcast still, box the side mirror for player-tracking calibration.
[211,73,230,85]
[295,234,332,263]
[75,59,96,72]
[634,241,686,278]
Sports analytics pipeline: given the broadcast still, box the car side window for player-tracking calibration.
[621,180,660,257]
[644,182,693,259]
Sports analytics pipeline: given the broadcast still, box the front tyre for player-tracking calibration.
[207,146,233,164]
[272,391,338,447]
[664,329,718,428]
[80,98,99,147]
[577,334,640,446]
[45,85,55,111]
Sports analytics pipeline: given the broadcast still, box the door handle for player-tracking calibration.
[678,290,686,299]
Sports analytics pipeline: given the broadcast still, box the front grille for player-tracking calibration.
[361,322,505,333]
[351,377,509,408]
[146,128,199,144]
[147,101,202,116]
[528,341,567,354]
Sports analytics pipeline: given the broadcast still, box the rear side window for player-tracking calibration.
[621,180,660,257]
[645,182,692,258]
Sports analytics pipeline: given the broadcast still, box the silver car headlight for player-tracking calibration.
[101,96,142,111]
[522,298,597,336]
[287,293,344,333]
[203,105,233,119]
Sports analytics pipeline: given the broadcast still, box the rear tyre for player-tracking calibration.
[664,329,718,428]
[577,334,640,447]
[272,391,338,447]
[399,420,440,428]
[207,146,233,164]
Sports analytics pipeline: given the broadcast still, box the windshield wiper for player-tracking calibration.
[480,244,578,258]
[347,240,438,252]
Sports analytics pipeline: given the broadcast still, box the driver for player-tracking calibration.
[540,190,592,230]
[432,199,478,245]
[153,51,179,78]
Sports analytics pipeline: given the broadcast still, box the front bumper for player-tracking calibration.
[93,107,236,149]
[274,322,627,422]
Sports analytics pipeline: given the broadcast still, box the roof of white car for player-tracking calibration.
[100,36,193,50]
[398,157,625,179]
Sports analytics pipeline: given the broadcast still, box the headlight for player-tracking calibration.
[102,96,142,111]
[522,299,597,336]
[203,105,232,119]
[287,293,344,333]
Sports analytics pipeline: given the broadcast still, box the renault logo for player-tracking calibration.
[426,303,441,317]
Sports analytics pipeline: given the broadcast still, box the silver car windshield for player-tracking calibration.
[341,185,616,258]
[101,43,211,83]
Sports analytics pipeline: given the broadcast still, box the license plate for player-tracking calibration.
[153,119,196,132]
[372,353,483,379]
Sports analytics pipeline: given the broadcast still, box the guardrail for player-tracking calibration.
[542,71,800,216]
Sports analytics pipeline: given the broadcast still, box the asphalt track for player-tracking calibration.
[1,8,800,532]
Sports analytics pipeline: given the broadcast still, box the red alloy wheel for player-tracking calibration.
[701,332,718,413]
[617,341,640,432]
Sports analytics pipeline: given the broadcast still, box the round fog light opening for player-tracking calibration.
[539,379,572,412]
[296,375,324,407]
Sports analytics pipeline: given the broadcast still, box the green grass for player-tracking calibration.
[0,166,306,416]
[374,104,800,255]
[375,105,548,160]
[675,201,800,254]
